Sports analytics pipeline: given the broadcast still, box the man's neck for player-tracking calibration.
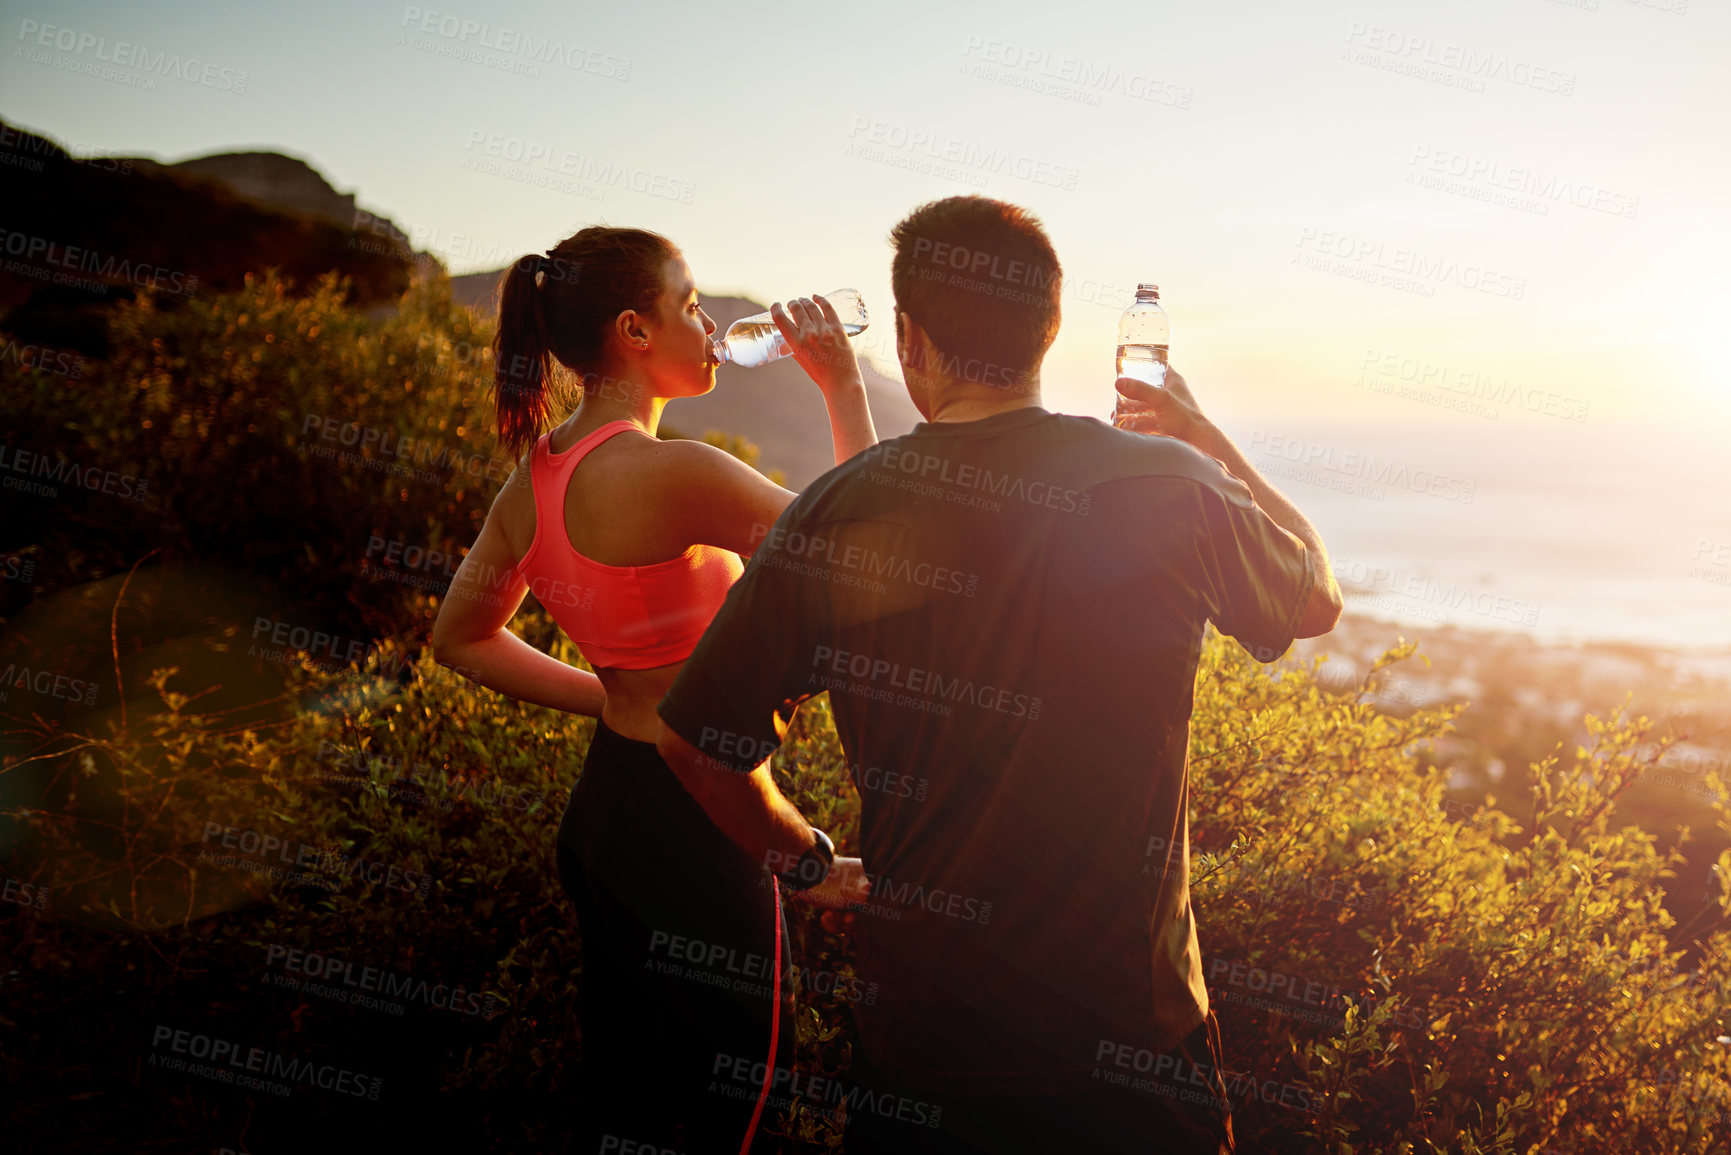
[925,387,1044,424]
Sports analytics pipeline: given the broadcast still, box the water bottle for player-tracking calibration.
[1115,283,1169,388]
[711,288,869,368]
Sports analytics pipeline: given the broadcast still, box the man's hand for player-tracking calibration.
[1112,365,1212,449]
[788,855,872,934]
[772,295,864,396]
[1113,364,1345,638]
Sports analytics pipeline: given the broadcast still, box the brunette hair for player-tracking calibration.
[492,226,677,457]
[889,196,1061,392]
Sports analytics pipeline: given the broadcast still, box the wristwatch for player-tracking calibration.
[774,827,835,891]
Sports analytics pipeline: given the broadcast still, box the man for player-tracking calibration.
[656,195,1343,1153]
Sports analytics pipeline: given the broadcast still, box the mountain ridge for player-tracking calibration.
[0,122,919,484]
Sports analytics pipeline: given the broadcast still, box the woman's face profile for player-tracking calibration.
[640,253,717,399]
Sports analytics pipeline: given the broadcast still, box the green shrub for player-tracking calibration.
[4,272,1727,1153]
[1187,640,1731,1153]
[7,628,1726,1152]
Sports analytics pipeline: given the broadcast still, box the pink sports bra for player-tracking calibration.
[512,420,744,670]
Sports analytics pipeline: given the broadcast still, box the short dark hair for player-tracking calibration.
[889,196,1061,392]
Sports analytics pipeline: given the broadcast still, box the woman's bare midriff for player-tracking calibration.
[594,663,683,744]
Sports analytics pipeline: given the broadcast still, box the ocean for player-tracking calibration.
[1208,416,1731,654]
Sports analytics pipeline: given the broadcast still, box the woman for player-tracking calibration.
[430,226,877,1151]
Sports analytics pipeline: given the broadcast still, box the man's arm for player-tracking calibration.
[1115,370,1344,638]
[656,726,814,867]
[656,726,871,910]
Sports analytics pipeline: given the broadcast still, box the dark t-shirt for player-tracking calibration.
[658,406,1313,1095]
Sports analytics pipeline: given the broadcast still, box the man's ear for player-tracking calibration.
[896,312,934,418]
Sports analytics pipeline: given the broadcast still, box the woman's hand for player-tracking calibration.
[772,295,865,396]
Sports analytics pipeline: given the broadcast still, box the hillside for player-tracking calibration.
[0,121,414,353]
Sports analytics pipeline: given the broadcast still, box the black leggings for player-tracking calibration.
[556,720,797,1154]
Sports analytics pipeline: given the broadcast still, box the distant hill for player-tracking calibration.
[0,122,414,353]
[0,124,916,482]
[451,267,923,487]
[165,151,416,255]
[169,152,361,225]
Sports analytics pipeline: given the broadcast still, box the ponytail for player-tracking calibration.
[493,253,555,459]
[490,227,677,459]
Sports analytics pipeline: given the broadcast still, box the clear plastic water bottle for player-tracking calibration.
[711,288,869,368]
[1116,283,1169,388]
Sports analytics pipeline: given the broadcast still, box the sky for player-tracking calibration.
[4,0,1731,646]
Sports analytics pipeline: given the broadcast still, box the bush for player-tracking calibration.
[1188,640,1731,1153]
[4,272,1727,1153]
[6,626,1726,1152]
[2,269,503,647]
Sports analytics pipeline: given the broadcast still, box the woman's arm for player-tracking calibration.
[651,439,801,557]
[430,481,607,716]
